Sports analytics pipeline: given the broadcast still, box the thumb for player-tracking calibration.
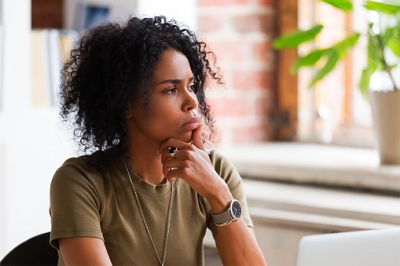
[192,122,205,150]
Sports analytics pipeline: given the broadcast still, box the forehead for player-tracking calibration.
[151,50,192,82]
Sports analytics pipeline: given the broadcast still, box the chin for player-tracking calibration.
[176,132,193,143]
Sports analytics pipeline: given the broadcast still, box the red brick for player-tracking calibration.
[255,97,269,116]
[209,98,247,117]
[233,125,268,142]
[257,0,273,7]
[252,41,271,62]
[206,40,245,62]
[233,14,272,33]
[197,14,224,33]
[233,70,270,90]
[32,0,63,28]
[198,0,250,7]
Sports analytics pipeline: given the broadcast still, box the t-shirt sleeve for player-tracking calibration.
[206,150,253,236]
[49,158,104,249]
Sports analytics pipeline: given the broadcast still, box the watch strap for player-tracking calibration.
[211,199,241,226]
[212,209,233,226]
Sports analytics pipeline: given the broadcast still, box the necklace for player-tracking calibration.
[123,159,175,266]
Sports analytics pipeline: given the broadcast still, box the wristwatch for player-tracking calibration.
[211,199,242,226]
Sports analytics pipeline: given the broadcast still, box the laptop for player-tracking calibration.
[296,228,400,266]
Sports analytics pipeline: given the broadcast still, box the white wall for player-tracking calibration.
[0,0,32,257]
[0,0,77,258]
[137,0,197,31]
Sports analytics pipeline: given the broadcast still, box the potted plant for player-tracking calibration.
[273,0,400,164]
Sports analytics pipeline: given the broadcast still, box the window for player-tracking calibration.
[278,0,374,147]
[296,0,374,147]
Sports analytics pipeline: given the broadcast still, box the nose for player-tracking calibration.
[182,90,198,112]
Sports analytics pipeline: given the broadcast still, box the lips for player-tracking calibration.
[182,117,199,130]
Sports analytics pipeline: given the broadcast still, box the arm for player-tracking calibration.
[50,161,112,265]
[216,225,265,265]
[209,184,266,266]
[59,237,112,266]
[159,125,267,265]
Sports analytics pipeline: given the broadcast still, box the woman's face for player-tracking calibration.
[128,49,199,144]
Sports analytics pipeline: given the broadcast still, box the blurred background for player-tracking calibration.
[0,0,399,265]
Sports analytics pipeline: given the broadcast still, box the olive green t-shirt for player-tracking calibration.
[50,150,253,265]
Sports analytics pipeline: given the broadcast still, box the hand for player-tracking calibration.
[159,124,230,202]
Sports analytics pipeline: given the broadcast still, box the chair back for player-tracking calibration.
[0,232,58,266]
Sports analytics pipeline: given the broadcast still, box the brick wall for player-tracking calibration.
[197,0,275,145]
[32,0,63,29]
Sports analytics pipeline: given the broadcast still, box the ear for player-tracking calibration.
[126,108,133,119]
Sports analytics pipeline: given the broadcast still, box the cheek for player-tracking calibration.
[148,99,176,116]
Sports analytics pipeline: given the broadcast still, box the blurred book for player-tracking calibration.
[48,29,61,105]
[31,30,50,107]
[59,30,77,64]
[72,2,131,33]
[30,29,77,108]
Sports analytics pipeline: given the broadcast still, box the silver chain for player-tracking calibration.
[123,159,175,266]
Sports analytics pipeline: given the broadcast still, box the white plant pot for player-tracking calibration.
[369,90,400,165]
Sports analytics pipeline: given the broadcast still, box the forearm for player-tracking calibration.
[59,237,113,266]
[215,220,266,266]
[207,182,266,266]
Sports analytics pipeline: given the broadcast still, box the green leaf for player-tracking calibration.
[290,33,360,75]
[309,49,340,87]
[333,33,360,58]
[273,25,323,49]
[385,27,400,58]
[320,0,353,12]
[291,49,327,73]
[368,30,385,66]
[359,59,379,98]
[359,39,380,98]
[358,24,388,98]
[363,1,400,15]
[388,39,400,58]
[359,69,373,98]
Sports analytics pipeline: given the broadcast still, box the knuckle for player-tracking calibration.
[181,168,188,176]
[182,161,189,168]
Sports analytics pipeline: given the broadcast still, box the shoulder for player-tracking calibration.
[51,155,104,193]
[208,149,242,188]
[54,155,98,178]
[208,150,236,172]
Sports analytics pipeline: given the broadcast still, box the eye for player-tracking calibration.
[187,83,195,92]
[164,88,178,95]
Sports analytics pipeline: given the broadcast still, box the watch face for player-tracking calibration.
[231,200,242,219]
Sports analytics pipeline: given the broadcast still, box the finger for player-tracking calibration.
[162,162,173,180]
[162,156,185,167]
[166,168,180,183]
[161,157,184,177]
[159,138,191,154]
[160,149,179,165]
[192,123,205,150]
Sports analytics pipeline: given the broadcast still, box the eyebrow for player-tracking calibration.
[158,76,194,85]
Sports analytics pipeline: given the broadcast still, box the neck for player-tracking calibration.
[124,137,166,186]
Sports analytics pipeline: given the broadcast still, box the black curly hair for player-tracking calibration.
[60,16,223,170]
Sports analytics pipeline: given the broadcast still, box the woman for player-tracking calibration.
[50,16,266,265]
